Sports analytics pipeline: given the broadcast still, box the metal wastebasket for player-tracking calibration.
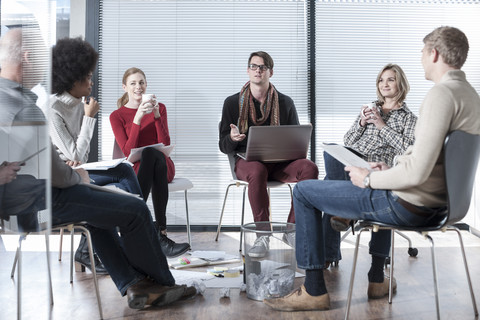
[242,221,295,301]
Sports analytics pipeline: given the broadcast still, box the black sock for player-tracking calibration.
[368,255,386,283]
[304,269,327,296]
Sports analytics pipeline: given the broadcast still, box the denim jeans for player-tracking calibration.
[322,152,391,262]
[51,184,174,295]
[293,178,438,270]
[322,152,348,262]
[88,163,142,195]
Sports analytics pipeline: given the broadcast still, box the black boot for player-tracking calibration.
[74,233,109,274]
[158,231,190,258]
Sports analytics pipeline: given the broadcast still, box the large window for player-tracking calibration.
[98,0,310,226]
[98,0,480,228]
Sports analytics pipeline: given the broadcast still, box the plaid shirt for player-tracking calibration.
[344,102,417,167]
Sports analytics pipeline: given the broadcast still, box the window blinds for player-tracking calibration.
[98,0,309,226]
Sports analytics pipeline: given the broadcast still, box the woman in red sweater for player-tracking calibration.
[110,67,189,258]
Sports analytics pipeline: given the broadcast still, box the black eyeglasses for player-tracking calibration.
[248,64,269,72]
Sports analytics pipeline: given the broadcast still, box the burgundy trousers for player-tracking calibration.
[235,158,319,223]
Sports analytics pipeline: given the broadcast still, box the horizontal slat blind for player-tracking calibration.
[315,1,480,176]
[98,0,309,226]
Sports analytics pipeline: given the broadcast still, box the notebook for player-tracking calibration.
[236,124,312,163]
[321,142,371,170]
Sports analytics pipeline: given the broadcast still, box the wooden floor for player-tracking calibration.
[1,229,480,320]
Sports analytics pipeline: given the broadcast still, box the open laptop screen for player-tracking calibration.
[237,124,312,163]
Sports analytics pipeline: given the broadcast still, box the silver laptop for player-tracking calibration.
[237,124,312,163]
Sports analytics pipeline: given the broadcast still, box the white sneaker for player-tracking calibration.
[282,232,295,248]
[248,236,270,258]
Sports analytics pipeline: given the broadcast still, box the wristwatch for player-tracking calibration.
[363,172,371,188]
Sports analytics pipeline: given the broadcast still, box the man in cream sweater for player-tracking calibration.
[264,26,480,311]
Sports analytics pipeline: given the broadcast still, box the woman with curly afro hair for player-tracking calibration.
[48,37,144,274]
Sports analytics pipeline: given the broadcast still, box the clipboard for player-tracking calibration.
[321,143,372,170]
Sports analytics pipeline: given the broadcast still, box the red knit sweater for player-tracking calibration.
[110,103,175,182]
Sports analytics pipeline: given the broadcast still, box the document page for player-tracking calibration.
[127,143,174,163]
[75,158,127,170]
[81,183,142,198]
[321,143,371,170]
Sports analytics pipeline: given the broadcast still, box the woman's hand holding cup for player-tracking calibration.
[141,94,157,114]
[360,102,375,126]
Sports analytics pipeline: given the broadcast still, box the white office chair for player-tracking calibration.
[215,151,293,251]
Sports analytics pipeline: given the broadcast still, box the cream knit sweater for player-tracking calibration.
[48,92,96,163]
[370,70,480,207]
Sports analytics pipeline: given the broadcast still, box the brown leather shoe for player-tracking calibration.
[127,279,187,309]
[263,285,330,311]
[367,275,397,299]
[330,216,352,232]
[180,286,197,300]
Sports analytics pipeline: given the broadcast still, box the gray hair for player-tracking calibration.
[0,28,23,66]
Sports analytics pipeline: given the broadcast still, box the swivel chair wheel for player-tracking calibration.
[408,247,418,257]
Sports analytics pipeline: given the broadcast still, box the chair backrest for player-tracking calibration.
[443,130,480,225]
[218,121,239,180]
[112,140,125,160]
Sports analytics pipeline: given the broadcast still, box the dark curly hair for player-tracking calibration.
[51,37,98,94]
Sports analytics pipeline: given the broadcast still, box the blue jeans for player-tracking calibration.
[88,163,142,195]
[51,184,174,295]
[293,179,438,270]
[322,152,392,262]
[322,152,348,262]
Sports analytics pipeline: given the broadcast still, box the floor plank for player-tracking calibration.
[1,230,479,320]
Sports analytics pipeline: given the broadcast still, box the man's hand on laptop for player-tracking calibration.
[230,124,246,142]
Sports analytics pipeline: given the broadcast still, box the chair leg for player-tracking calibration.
[394,230,412,248]
[15,234,24,320]
[426,234,441,320]
[11,234,26,279]
[340,228,352,242]
[388,229,395,303]
[215,183,235,241]
[184,189,191,246]
[69,227,75,283]
[267,187,272,223]
[239,185,247,252]
[75,225,104,319]
[58,228,64,261]
[44,234,54,305]
[344,228,367,320]
[451,227,478,317]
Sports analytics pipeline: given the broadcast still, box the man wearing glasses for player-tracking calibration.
[219,51,318,258]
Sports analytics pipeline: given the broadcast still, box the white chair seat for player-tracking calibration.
[168,177,193,192]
